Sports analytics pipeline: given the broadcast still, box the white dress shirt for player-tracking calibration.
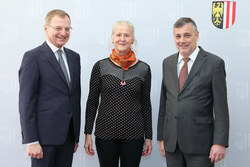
[177,47,200,77]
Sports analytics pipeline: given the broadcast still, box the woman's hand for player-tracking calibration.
[84,134,95,156]
[142,139,152,156]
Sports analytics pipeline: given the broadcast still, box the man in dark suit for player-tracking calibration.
[157,17,229,167]
[19,9,81,167]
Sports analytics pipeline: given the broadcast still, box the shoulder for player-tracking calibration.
[24,44,43,57]
[134,60,151,80]
[137,60,151,71]
[163,53,178,65]
[20,44,46,70]
[91,58,110,72]
[64,47,80,58]
[64,47,79,55]
[93,58,109,67]
[22,44,45,64]
[23,42,51,59]
[199,47,224,63]
[98,58,110,64]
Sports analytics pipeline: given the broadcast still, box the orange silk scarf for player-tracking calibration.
[109,49,136,70]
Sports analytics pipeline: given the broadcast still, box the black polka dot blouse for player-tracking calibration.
[84,58,152,140]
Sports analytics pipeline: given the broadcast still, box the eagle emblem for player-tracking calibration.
[212,1,236,29]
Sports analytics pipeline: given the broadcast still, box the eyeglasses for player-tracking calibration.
[47,24,72,32]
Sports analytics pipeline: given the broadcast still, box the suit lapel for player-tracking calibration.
[169,54,180,93]
[180,47,207,92]
[41,42,70,88]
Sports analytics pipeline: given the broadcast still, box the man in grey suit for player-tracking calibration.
[157,17,229,167]
[19,9,81,167]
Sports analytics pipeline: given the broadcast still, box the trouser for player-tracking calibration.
[31,119,75,167]
[95,137,144,167]
[165,144,214,167]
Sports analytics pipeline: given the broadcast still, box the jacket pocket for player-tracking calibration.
[194,117,213,124]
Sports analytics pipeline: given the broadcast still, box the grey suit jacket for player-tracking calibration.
[157,47,229,154]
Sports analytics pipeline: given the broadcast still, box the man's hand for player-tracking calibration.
[209,144,226,163]
[27,143,43,159]
[142,139,152,156]
[84,134,95,156]
[74,142,79,153]
[158,140,165,157]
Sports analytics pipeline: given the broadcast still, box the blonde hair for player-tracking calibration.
[45,9,70,25]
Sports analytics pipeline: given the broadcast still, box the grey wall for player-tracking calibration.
[0,0,249,166]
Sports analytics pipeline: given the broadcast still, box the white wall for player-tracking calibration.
[0,0,249,166]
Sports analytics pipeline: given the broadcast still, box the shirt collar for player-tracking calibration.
[178,46,199,64]
[46,40,65,54]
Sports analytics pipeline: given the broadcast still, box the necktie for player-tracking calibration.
[57,50,70,87]
[179,57,190,90]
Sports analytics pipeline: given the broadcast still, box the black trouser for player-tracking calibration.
[95,137,144,167]
[31,119,75,167]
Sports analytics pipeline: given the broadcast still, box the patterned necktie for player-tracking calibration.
[57,50,70,87]
[179,57,190,90]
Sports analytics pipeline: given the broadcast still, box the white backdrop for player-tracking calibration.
[0,0,249,166]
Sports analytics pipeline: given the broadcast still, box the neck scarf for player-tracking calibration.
[109,49,136,70]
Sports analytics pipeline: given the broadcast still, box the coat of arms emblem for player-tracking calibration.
[212,1,236,29]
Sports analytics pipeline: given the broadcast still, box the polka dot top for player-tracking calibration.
[84,58,152,140]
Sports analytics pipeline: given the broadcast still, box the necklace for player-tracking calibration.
[120,70,126,86]
[120,81,126,85]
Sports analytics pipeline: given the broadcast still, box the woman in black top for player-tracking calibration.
[84,20,152,167]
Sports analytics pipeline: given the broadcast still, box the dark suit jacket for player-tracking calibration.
[19,42,81,145]
[157,47,229,154]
